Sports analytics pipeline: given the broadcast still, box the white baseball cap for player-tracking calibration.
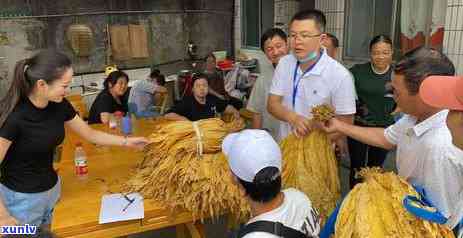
[222,129,282,183]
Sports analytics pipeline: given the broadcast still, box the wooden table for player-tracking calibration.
[51,119,205,238]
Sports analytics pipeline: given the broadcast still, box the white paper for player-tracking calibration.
[99,193,144,224]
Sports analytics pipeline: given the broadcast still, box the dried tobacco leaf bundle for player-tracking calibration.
[280,105,340,224]
[335,168,455,238]
[125,118,250,221]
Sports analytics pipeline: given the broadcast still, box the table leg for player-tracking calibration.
[186,222,205,238]
[195,222,206,237]
[176,224,187,238]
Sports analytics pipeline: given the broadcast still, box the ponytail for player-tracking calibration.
[0,50,71,127]
[0,59,32,127]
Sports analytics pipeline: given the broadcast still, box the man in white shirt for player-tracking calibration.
[420,75,463,237]
[222,129,320,238]
[247,28,289,140]
[321,47,462,232]
[267,9,356,141]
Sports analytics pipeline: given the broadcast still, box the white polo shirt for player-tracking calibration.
[269,51,356,140]
[247,57,281,140]
[384,110,463,229]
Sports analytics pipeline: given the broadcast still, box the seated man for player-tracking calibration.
[128,69,167,118]
[223,129,320,238]
[164,73,239,121]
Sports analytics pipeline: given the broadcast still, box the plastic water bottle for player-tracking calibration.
[113,111,124,131]
[74,143,88,179]
[122,115,132,135]
[109,114,117,129]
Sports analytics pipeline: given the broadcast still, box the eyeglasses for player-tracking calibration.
[371,51,393,56]
[289,32,321,41]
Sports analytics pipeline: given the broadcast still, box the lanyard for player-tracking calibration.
[292,52,322,108]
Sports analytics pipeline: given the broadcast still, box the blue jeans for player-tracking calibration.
[455,221,462,237]
[0,178,61,226]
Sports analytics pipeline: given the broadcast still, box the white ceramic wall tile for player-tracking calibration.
[453,31,460,54]
[446,6,452,29]
[458,55,463,71]
[448,31,456,53]
[339,12,345,28]
[453,6,459,30]
[443,30,450,54]
[453,31,460,51]
[448,54,455,68]
[454,55,461,73]
[448,6,456,29]
[333,13,338,28]
[457,33,463,54]
[339,0,345,12]
[319,0,325,11]
[338,29,344,46]
[457,6,463,29]
[454,31,461,55]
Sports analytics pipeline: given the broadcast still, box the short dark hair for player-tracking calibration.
[394,47,455,95]
[192,72,208,86]
[150,69,166,86]
[369,35,392,51]
[150,69,161,78]
[237,167,281,203]
[260,28,288,52]
[103,70,129,89]
[290,9,326,32]
[325,33,339,48]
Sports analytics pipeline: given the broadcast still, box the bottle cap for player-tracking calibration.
[114,111,124,117]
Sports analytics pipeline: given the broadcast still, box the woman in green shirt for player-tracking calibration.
[348,35,395,188]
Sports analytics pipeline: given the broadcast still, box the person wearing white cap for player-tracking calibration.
[222,129,320,238]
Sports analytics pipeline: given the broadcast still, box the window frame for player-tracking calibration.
[342,0,399,62]
[241,0,274,50]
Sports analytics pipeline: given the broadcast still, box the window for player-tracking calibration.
[343,0,400,61]
[241,0,274,49]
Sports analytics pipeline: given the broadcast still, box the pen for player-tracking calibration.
[122,194,135,212]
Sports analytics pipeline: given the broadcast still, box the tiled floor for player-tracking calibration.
[126,150,397,238]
